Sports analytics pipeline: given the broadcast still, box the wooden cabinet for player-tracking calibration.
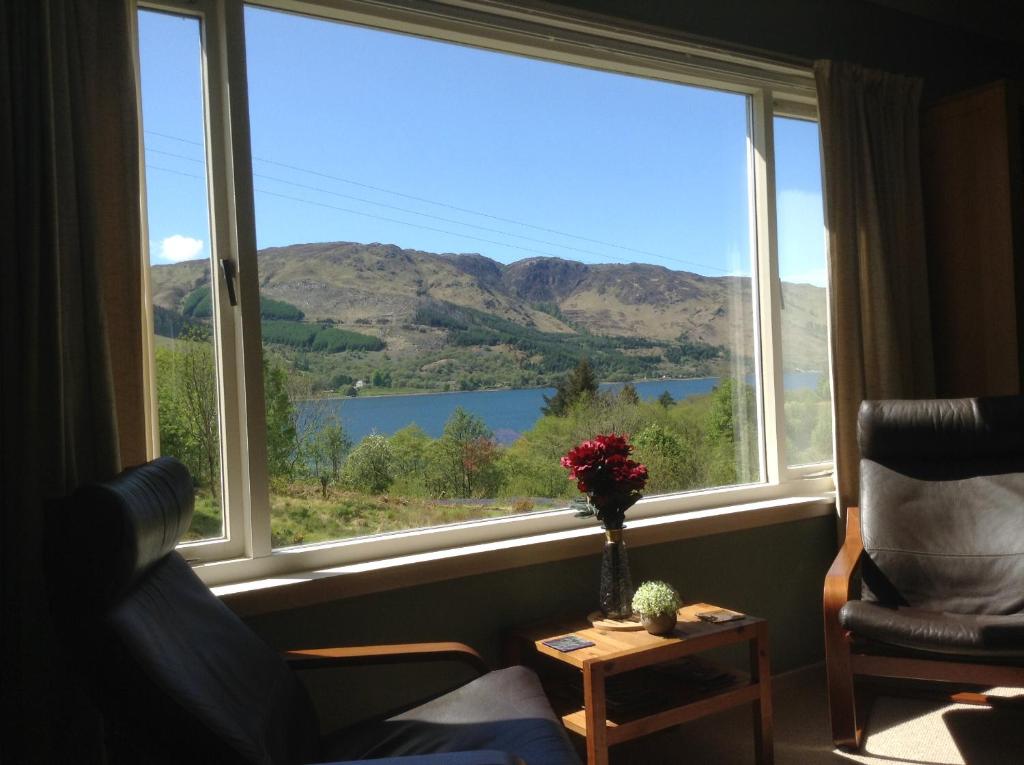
[923,80,1024,395]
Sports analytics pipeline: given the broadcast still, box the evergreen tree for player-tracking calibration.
[618,382,640,405]
[658,390,675,408]
[542,358,599,416]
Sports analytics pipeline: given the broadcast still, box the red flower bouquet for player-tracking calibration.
[561,433,648,530]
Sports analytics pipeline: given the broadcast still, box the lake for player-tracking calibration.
[304,373,823,444]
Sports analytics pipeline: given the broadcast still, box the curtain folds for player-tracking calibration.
[814,61,935,515]
[1,1,143,761]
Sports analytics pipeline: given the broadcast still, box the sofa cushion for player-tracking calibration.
[839,600,1024,658]
[322,666,579,765]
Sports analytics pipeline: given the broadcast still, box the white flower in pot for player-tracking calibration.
[632,580,682,635]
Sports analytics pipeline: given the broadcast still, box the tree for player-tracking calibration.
[155,330,220,496]
[387,425,432,495]
[542,358,599,416]
[427,407,501,497]
[314,415,350,481]
[632,423,700,493]
[704,377,759,485]
[618,382,640,405]
[263,359,298,482]
[342,433,394,493]
[658,390,675,408]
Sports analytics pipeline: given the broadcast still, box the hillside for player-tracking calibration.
[150,241,827,390]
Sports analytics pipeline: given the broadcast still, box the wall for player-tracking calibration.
[246,514,836,730]
[546,0,1024,101]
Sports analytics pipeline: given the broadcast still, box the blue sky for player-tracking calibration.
[139,7,825,286]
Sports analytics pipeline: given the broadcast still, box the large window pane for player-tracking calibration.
[139,9,224,541]
[235,6,768,548]
[774,116,832,465]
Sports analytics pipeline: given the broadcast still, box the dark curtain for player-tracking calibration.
[814,61,935,516]
[1,1,144,761]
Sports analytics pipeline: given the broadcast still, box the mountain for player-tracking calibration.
[150,241,828,381]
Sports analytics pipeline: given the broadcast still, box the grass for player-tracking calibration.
[183,492,224,542]
[182,485,549,546]
[267,483,554,547]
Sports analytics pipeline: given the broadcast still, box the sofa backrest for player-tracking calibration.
[858,397,1024,615]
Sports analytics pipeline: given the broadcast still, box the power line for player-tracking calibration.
[148,163,568,259]
[145,147,728,272]
[144,130,730,273]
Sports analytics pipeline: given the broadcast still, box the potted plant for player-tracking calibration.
[632,580,682,635]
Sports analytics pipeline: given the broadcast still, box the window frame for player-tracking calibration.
[138,0,267,563]
[136,0,832,584]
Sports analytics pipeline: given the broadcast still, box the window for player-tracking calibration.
[138,0,831,579]
[139,8,226,542]
[775,116,832,466]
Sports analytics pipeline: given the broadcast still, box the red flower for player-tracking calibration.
[561,433,648,528]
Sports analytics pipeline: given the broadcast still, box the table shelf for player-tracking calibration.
[561,682,761,744]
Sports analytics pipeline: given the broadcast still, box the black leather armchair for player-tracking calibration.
[824,397,1024,749]
[50,457,580,765]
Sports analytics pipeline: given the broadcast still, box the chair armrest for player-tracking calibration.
[311,752,520,765]
[284,642,490,676]
[824,506,864,620]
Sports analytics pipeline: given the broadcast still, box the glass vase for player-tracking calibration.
[599,527,634,619]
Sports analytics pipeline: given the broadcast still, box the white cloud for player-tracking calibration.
[157,234,204,263]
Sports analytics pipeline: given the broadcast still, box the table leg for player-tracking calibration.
[750,622,774,765]
[501,632,524,668]
[582,659,609,765]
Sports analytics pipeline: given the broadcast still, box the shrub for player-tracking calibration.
[341,434,394,493]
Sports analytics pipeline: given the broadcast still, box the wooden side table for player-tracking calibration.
[505,603,773,765]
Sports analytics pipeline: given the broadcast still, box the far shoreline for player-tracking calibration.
[305,375,725,403]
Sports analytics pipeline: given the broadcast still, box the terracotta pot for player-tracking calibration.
[640,611,677,635]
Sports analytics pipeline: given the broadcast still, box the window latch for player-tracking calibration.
[220,259,238,307]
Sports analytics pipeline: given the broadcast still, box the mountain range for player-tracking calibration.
[150,241,828,383]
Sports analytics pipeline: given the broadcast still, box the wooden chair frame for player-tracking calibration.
[284,641,490,675]
[284,641,492,721]
[824,506,1024,749]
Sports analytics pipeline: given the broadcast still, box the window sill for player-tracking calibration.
[213,494,834,617]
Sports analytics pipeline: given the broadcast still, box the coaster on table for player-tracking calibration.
[587,610,644,631]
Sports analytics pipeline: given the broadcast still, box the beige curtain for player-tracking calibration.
[1,1,144,760]
[814,61,935,515]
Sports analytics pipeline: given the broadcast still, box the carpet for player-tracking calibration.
[602,664,1024,764]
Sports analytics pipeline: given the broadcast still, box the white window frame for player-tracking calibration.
[138,0,270,563]
[136,0,833,586]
